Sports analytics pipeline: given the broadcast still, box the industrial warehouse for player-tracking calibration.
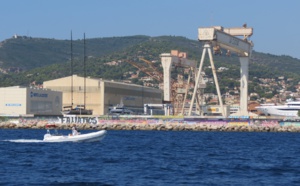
[0,75,163,116]
[43,75,163,115]
[0,86,62,116]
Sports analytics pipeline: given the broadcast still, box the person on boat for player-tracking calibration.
[72,126,80,136]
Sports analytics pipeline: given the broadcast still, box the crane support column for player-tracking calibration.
[188,45,207,116]
[239,57,249,115]
[161,55,173,102]
[160,53,196,102]
[188,43,224,116]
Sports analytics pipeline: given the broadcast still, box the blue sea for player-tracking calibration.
[1,129,300,185]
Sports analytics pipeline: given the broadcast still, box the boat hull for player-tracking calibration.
[256,104,300,117]
[62,109,93,115]
[256,107,298,117]
[43,130,107,142]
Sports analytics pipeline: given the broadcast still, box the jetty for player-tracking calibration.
[1,116,300,132]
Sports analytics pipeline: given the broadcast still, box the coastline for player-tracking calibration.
[1,120,300,132]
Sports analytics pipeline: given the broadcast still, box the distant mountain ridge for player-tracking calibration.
[0,35,150,71]
[0,35,300,100]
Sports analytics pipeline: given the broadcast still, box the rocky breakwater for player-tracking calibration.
[1,120,300,132]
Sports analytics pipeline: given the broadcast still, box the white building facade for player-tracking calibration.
[0,86,62,116]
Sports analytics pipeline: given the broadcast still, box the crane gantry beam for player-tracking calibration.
[198,27,253,56]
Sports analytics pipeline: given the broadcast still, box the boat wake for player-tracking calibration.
[4,139,44,143]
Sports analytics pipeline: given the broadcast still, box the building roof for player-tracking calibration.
[44,75,161,91]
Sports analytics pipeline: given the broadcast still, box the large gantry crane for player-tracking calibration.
[126,50,197,115]
[160,50,197,115]
[188,25,253,117]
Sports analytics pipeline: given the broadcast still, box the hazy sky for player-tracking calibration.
[1,0,300,59]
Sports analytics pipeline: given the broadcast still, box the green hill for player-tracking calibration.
[0,35,150,70]
[0,35,300,100]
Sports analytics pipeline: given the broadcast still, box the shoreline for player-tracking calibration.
[1,122,300,132]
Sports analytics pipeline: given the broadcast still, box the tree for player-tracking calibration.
[250,95,258,101]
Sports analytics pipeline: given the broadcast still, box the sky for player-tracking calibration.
[1,0,300,59]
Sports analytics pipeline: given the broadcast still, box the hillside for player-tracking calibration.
[0,35,300,101]
[0,35,150,71]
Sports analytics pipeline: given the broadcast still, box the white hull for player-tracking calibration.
[256,101,300,117]
[43,130,107,142]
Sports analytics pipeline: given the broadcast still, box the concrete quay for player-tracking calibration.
[1,121,300,132]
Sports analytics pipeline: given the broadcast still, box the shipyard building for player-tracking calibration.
[0,86,62,116]
[43,75,163,115]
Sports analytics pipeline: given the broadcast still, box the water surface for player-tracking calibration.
[1,129,300,185]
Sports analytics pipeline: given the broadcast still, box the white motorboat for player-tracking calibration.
[108,98,133,115]
[43,125,107,142]
[256,101,300,117]
[109,104,133,115]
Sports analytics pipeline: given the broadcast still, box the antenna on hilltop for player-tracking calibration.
[84,33,86,109]
[71,30,74,108]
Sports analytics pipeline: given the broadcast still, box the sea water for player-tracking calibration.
[1,129,300,185]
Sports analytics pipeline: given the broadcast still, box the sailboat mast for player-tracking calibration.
[83,33,86,109]
[71,31,74,108]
